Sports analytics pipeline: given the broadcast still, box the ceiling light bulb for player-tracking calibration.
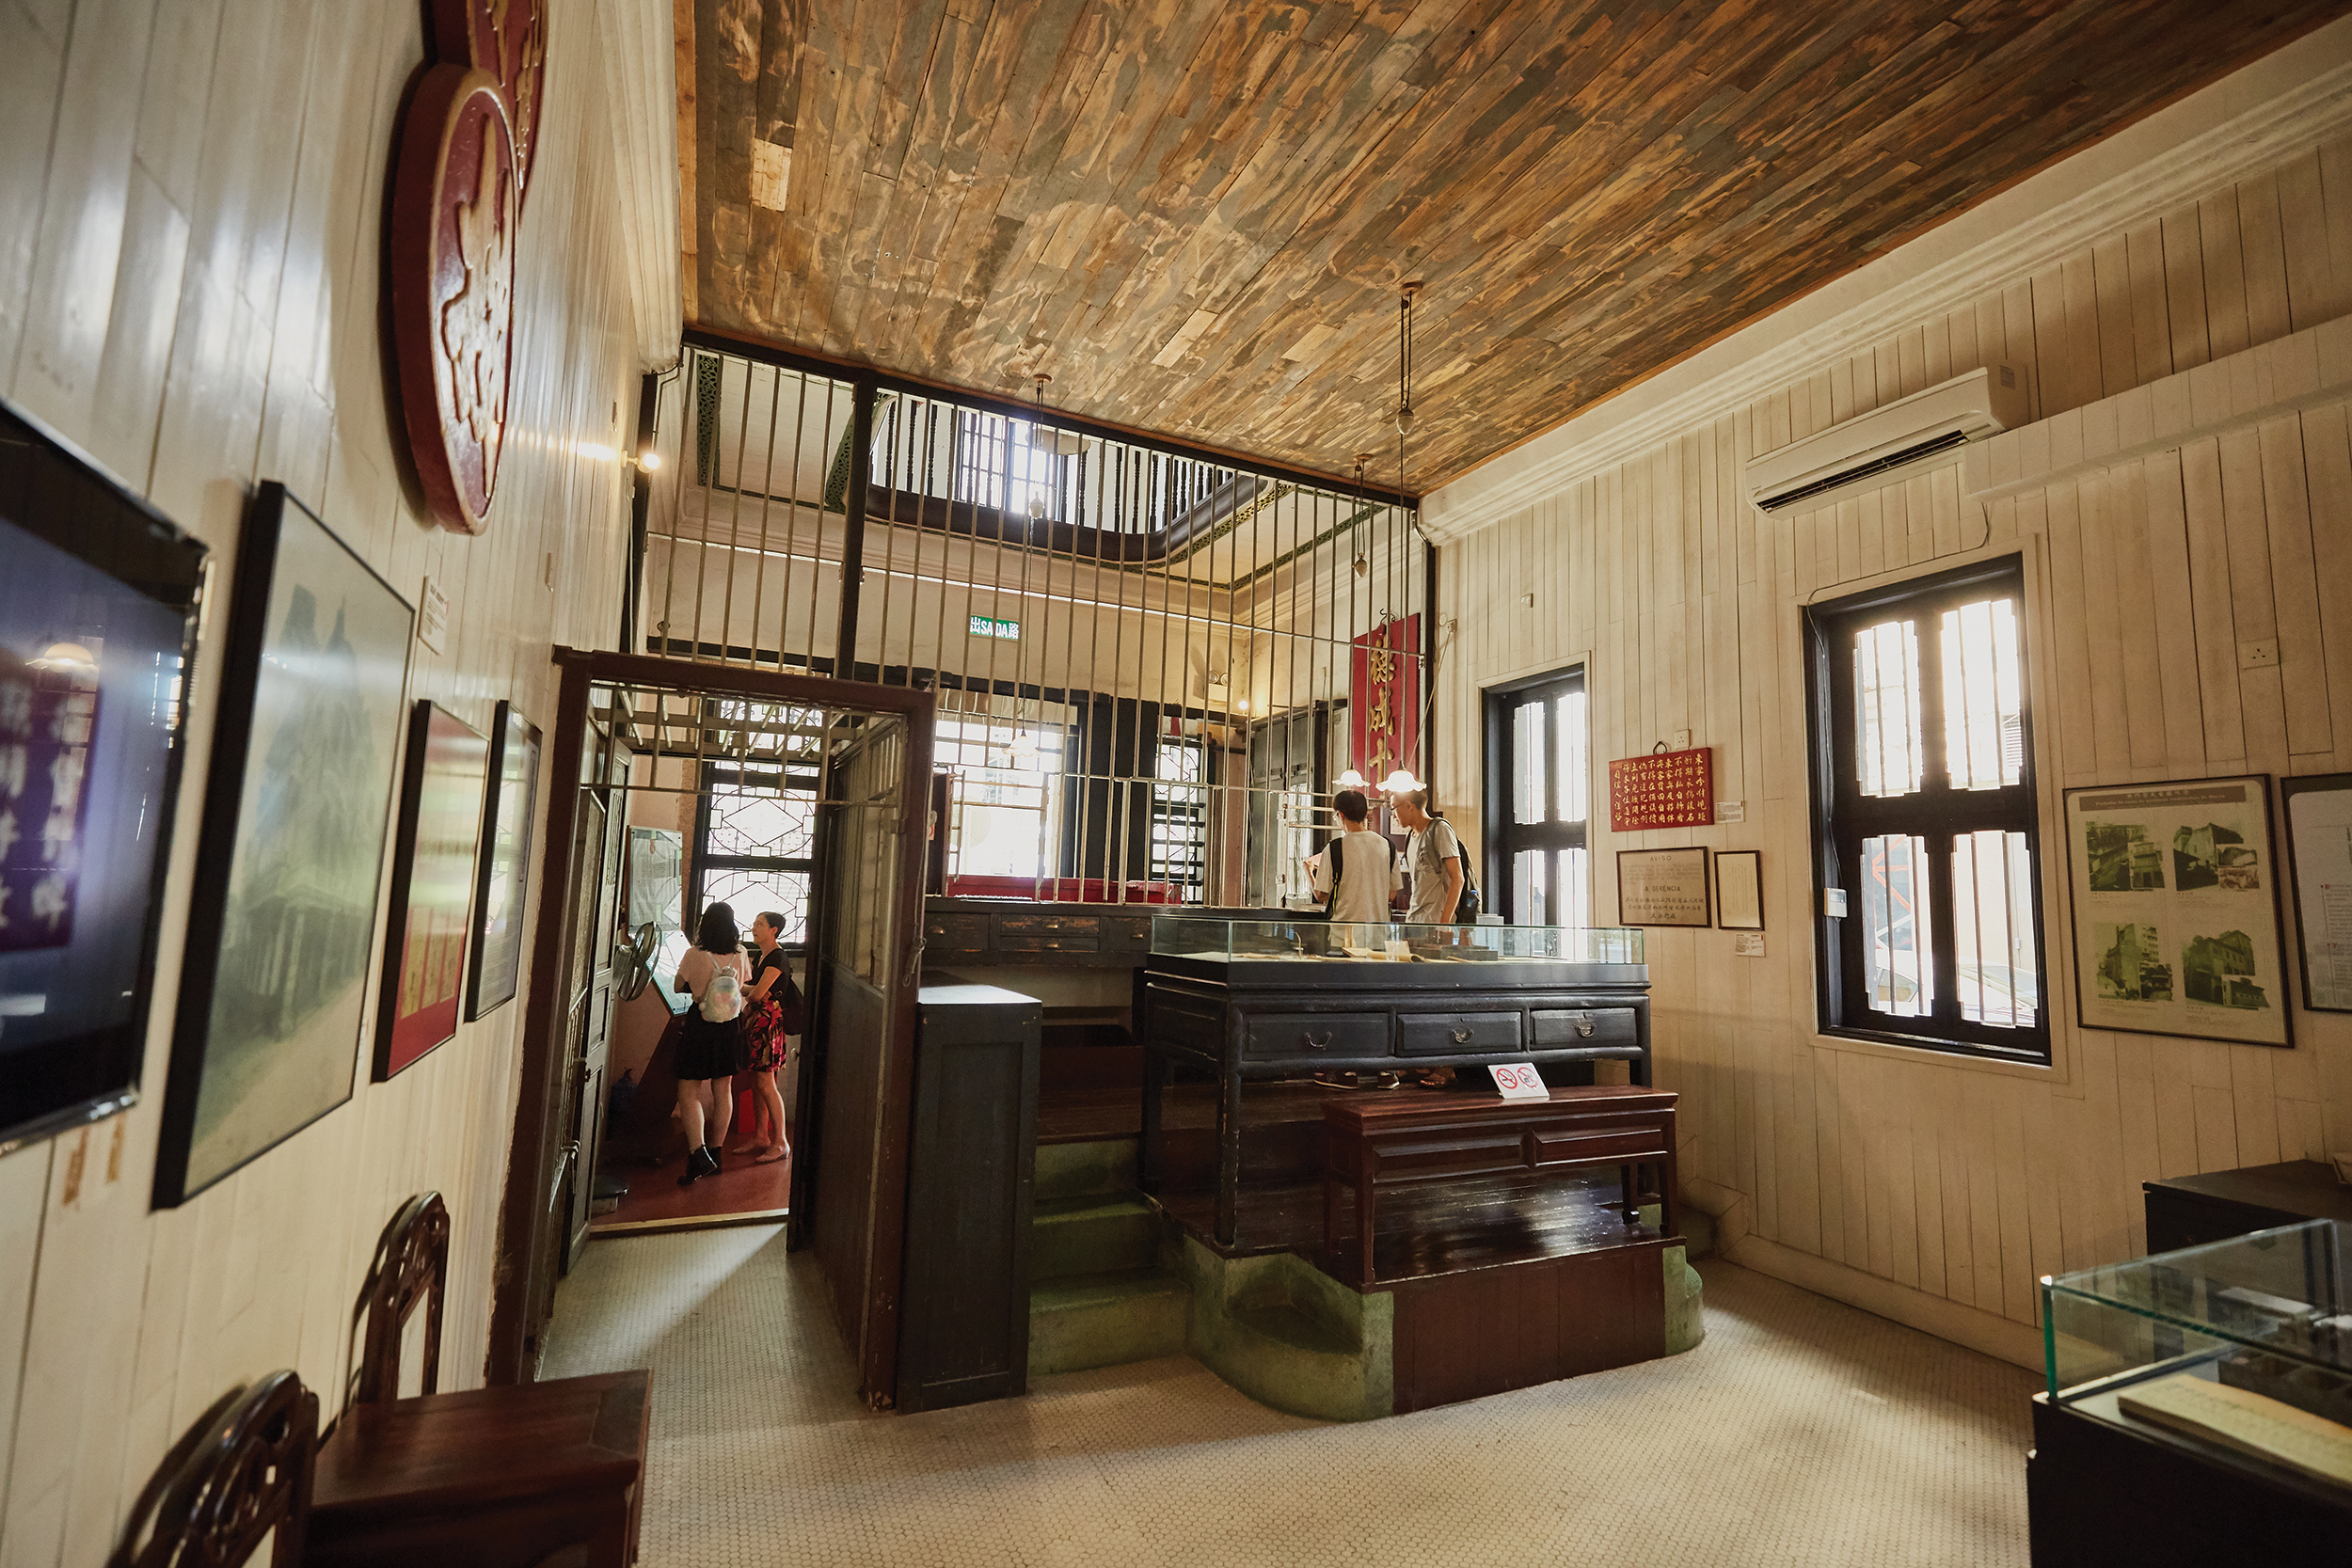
[637,450,662,471]
[1027,494,1048,519]
[1335,769,1368,791]
[1395,404,1415,436]
[1352,555,1369,578]
[1380,769,1421,795]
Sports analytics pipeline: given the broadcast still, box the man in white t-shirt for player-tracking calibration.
[1390,786,1464,924]
[1309,789,1401,927]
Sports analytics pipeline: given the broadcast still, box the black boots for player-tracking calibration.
[676,1145,723,1186]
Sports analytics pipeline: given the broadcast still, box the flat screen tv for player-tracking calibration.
[0,398,206,1152]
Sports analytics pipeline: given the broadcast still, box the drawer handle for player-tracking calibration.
[1573,1013,1596,1037]
[1449,1027,1473,1043]
[1303,1030,1333,1050]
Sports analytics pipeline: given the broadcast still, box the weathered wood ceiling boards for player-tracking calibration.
[682,0,2351,490]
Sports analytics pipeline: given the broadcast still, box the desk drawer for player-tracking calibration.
[1105,915,1153,954]
[924,913,989,952]
[1530,1007,1638,1047]
[993,911,1103,938]
[1396,1010,1521,1055]
[1243,1012,1389,1060]
[1367,1133,1527,1180]
[1530,1126,1668,1165]
[994,932,1102,954]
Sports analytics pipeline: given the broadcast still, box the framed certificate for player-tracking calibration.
[2062,774,2290,1049]
[1616,847,1710,927]
[2281,772,2352,1013]
[1715,851,1763,930]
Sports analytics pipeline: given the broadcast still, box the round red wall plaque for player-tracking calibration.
[389,65,518,536]
[429,0,547,199]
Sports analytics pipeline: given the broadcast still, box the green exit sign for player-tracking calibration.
[969,615,1021,640]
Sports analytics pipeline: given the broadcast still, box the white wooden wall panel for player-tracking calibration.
[1437,129,2352,1369]
[0,1,650,1559]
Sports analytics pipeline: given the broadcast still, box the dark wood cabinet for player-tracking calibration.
[1141,944,1651,1245]
[2143,1160,2352,1254]
[896,983,1041,1413]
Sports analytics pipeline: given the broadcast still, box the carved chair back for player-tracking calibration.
[355,1191,451,1404]
[115,1370,316,1567]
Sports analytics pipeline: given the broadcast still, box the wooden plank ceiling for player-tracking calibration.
[682,0,2349,491]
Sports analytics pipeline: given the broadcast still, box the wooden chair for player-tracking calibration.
[309,1193,652,1568]
[113,1370,317,1567]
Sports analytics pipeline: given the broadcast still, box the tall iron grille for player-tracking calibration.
[640,343,1430,909]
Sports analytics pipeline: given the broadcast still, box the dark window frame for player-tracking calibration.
[1804,554,2050,1063]
[691,762,822,958]
[1483,664,1588,925]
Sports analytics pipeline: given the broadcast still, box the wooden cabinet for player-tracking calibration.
[896,983,1041,1413]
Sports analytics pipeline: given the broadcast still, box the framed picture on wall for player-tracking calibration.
[374,701,490,1078]
[2062,774,2291,1050]
[156,483,414,1206]
[2280,771,2352,1013]
[1715,851,1763,930]
[0,396,208,1153]
[466,701,541,1021]
[1616,847,1710,927]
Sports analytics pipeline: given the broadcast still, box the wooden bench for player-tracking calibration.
[1322,1085,1678,1285]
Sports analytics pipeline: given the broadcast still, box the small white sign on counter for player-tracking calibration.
[418,575,450,654]
[1488,1062,1549,1100]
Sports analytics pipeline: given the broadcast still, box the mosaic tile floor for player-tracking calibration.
[543,1227,2036,1567]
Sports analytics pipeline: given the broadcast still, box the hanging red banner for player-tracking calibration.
[1349,615,1421,784]
[1609,747,1715,832]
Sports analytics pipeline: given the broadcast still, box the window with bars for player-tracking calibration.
[1484,668,1590,928]
[1805,556,2047,1060]
[937,713,1064,880]
[693,770,818,950]
[1149,740,1208,893]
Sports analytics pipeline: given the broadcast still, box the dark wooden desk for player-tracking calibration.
[1323,1085,1677,1285]
[2143,1159,2352,1253]
[309,1370,650,1567]
[1143,943,1652,1245]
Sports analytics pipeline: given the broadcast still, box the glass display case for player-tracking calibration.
[1149,917,1645,966]
[2042,1220,2352,1485]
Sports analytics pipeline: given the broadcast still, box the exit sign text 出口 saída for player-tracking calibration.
[970,615,1020,640]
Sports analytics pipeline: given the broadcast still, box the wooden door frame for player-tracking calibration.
[488,648,937,1399]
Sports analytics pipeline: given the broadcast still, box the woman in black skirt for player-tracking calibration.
[673,901,751,1185]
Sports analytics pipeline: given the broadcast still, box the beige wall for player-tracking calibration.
[0,2,656,1559]
[1431,84,2352,1366]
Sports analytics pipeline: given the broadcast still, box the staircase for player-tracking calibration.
[1027,1144,1188,1375]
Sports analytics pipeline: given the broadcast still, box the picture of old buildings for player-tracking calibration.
[2085,821,2164,892]
[2182,930,2269,1010]
[2172,821,2260,891]
[2093,923,2171,1002]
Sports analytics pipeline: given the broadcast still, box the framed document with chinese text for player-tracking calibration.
[2281,772,2352,1013]
[1617,847,1710,927]
[1715,851,1763,930]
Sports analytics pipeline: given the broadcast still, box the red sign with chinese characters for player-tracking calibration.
[1349,616,1421,784]
[1608,747,1715,832]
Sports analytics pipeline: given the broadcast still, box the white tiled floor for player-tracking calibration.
[542,1226,2038,1567]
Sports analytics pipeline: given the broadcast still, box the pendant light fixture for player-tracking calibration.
[1025,373,1054,519]
[1350,451,1374,578]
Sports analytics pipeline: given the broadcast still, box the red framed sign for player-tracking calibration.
[1608,746,1715,832]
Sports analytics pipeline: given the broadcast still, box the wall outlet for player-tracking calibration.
[1670,728,1692,751]
[2239,639,2279,669]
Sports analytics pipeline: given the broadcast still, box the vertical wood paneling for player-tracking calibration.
[0,2,644,1558]
[1436,127,2352,1361]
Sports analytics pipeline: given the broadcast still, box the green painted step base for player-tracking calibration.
[1030,1195,1161,1281]
[1030,1268,1188,1375]
[1177,1235,1393,1422]
[1034,1137,1137,1203]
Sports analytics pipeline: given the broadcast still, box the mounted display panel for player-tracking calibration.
[466,700,542,1020]
[0,398,207,1153]
[156,484,415,1206]
[374,701,490,1078]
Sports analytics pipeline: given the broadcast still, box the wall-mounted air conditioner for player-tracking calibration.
[1746,363,2026,513]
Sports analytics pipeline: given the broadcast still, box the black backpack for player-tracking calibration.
[1429,814,1481,922]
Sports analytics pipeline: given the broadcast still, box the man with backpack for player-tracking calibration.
[1390,784,1478,925]
[1310,788,1403,926]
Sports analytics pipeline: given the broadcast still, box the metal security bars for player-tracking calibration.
[640,340,1430,909]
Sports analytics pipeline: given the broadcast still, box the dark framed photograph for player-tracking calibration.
[375,701,489,1078]
[2280,771,2352,1014]
[2063,774,2290,1049]
[465,700,541,1021]
[0,397,207,1153]
[156,483,413,1206]
[1715,850,1763,930]
[1615,846,1710,927]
